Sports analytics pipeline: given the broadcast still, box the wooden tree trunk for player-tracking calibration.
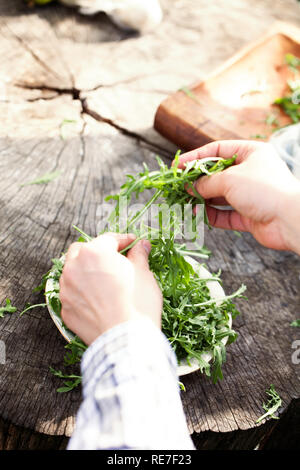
[0,0,299,450]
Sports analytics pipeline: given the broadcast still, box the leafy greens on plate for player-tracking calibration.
[35,152,246,391]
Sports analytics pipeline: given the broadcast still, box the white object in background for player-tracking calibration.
[60,0,163,33]
[270,123,300,180]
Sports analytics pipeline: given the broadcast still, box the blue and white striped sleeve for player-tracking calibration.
[68,317,194,450]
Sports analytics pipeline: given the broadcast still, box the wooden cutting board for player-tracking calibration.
[154,22,300,151]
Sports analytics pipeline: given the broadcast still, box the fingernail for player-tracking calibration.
[193,180,202,195]
[142,240,151,254]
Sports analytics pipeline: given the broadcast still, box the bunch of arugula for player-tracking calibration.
[274,54,300,124]
[37,152,245,391]
[106,152,237,230]
[148,231,245,382]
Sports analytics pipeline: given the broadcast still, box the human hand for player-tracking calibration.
[176,140,300,254]
[59,233,163,345]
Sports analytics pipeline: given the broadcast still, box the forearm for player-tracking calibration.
[68,318,194,450]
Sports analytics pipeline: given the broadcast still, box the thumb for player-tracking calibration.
[194,171,226,200]
[126,240,151,269]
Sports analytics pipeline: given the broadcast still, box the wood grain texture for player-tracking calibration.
[0,416,68,450]
[0,0,299,449]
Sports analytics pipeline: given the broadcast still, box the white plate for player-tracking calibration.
[177,256,231,376]
[46,256,231,376]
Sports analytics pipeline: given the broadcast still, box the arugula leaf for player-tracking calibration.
[0,299,17,318]
[21,171,61,187]
[265,113,279,127]
[256,384,282,423]
[60,119,77,140]
[19,303,47,316]
[49,366,82,393]
[274,95,300,123]
[19,258,64,316]
[26,0,54,5]
[179,87,201,104]
[285,53,300,73]
[291,319,300,327]
[49,337,87,391]
[233,230,242,237]
[63,337,87,366]
[250,134,267,140]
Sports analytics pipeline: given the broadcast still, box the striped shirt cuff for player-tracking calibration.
[81,317,179,397]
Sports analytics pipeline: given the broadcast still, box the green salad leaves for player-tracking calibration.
[41,153,245,391]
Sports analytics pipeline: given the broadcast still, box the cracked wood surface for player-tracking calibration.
[0,0,299,447]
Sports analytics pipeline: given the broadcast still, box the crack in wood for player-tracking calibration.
[16,83,80,99]
[15,82,173,157]
[79,71,191,93]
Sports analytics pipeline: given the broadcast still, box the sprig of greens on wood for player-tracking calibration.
[20,171,61,187]
[256,384,282,424]
[0,299,17,318]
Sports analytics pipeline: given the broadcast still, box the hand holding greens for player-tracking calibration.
[39,153,245,391]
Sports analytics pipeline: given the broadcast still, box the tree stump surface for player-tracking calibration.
[0,0,299,450]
